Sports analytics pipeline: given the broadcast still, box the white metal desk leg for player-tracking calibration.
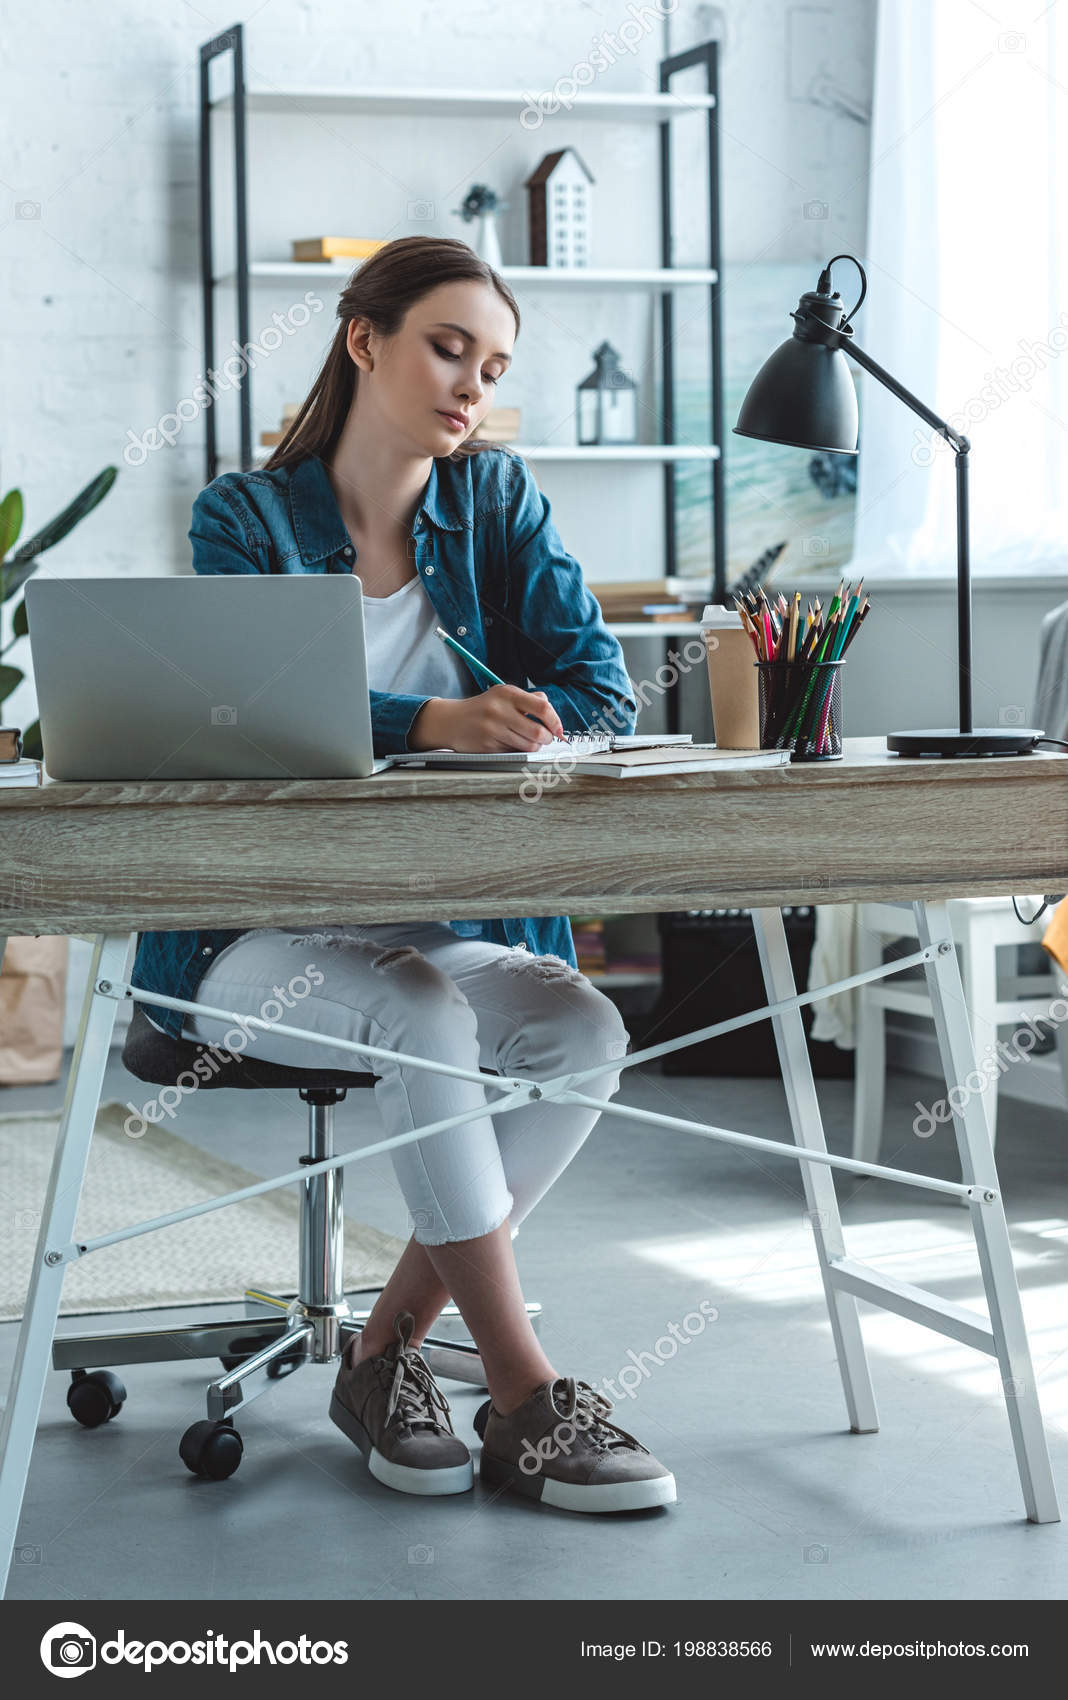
[0,931,133,1597]
[913,901,1059,1524]
[750,906,879,1434]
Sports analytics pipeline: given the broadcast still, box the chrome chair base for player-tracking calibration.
[53,1288,544,1421]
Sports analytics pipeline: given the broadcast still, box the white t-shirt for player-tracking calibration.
[362,572,478,703]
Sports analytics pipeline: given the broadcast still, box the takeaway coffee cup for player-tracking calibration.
[701,604,760,748]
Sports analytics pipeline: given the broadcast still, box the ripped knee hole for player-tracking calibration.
[499,947,586,984]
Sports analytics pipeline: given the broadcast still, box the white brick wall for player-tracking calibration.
[0,1,875,735]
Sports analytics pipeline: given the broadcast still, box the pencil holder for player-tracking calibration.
[756,659,844,761]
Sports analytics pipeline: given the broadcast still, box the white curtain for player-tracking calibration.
[851,1,1068,576]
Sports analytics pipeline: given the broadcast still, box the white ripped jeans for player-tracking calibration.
[179,922,631,1246]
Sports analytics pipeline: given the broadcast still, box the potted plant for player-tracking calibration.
[1,465,118,757]
[0,465,117,1084]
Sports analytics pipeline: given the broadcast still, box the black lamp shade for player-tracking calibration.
[733,290,859,455]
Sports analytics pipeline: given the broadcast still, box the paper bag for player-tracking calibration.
[1042,897,1068,980]
[0,935,70,1084]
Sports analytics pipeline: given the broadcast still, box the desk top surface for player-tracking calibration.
[4,737,1067,810]
[2,738,1064,928]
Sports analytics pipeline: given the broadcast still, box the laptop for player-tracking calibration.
[25,575,396,781]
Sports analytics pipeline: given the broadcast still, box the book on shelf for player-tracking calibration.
[471,407,521,443]
[590,581,707,623]
[291,237,386,262]
[571,916,607,974]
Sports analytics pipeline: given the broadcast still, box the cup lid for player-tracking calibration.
[700,604,743,629]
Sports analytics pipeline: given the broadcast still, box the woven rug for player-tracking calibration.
[0,1101,407,1322]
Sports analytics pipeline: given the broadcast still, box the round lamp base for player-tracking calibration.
[886,727,1044,758]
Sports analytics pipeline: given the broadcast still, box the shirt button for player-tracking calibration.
[342,545,355,560]
[457,625,467,636]
[424,564,435,574]
[202,946,213,955]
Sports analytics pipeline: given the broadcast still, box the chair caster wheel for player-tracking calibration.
[67,1369,126,1428]
[180,1418,243,1480]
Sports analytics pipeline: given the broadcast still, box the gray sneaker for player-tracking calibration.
[330,1310,473,1495]
[476,1377,676,1513]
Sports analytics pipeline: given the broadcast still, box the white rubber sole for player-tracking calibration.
[480,1448,677,1512]
[539,1473,677,1513]
[369,1447,473,1496]
[330,1390,473,1495]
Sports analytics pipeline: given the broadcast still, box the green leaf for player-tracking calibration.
[20,719,43,762]
[0,663,24,708]
[11,600,28,641]
[0,490,23,560]
[3,467,118,602]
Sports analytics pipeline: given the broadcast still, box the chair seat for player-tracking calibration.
[121,1001,380,1091]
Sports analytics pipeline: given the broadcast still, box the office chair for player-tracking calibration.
[49,1002,541,1481]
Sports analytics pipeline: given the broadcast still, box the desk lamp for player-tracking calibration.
[733,253,1046,756]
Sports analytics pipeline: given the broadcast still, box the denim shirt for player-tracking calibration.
[131,447,638,1038]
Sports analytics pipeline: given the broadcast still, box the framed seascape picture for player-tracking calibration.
[673,260,861,590]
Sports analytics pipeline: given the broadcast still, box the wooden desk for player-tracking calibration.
[1,738,1065,1590]
[0,739,1064,929]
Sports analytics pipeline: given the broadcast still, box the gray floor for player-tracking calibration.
[2,1045,1066,1602]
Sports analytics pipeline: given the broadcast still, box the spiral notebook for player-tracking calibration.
[390,732,608,766]
[388,732,693,768]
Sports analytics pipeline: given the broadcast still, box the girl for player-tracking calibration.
[131,237,676,1515]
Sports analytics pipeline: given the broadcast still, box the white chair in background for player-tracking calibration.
[852,896,1064,1166]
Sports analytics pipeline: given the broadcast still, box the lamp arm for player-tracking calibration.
[823,326,974,735]
[827,330,970,455]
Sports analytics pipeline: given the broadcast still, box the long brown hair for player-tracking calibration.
[263,236,520,474]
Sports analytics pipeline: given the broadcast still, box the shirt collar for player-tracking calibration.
[288,453,467,566]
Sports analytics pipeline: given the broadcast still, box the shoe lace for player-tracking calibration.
[548,1377,646,1455]
[382,1343,455,1436]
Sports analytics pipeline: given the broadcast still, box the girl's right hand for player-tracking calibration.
[410,686,565,753]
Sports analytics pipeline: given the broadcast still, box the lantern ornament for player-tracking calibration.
[577,341,638,446]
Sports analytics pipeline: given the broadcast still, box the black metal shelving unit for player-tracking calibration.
[197,23,726,624]
[659,38,726,611]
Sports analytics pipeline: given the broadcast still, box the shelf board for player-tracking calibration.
[579,969,662,988]
[246,444,718,466]
[213,87,716,122]
[605,621,705,637]
[511,443,719,461]
[223,262,718,290]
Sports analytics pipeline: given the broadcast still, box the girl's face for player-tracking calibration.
[350,280,516,457]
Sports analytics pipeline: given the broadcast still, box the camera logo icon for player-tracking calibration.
[40,1622,96,1678]
[210,705,237,726]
